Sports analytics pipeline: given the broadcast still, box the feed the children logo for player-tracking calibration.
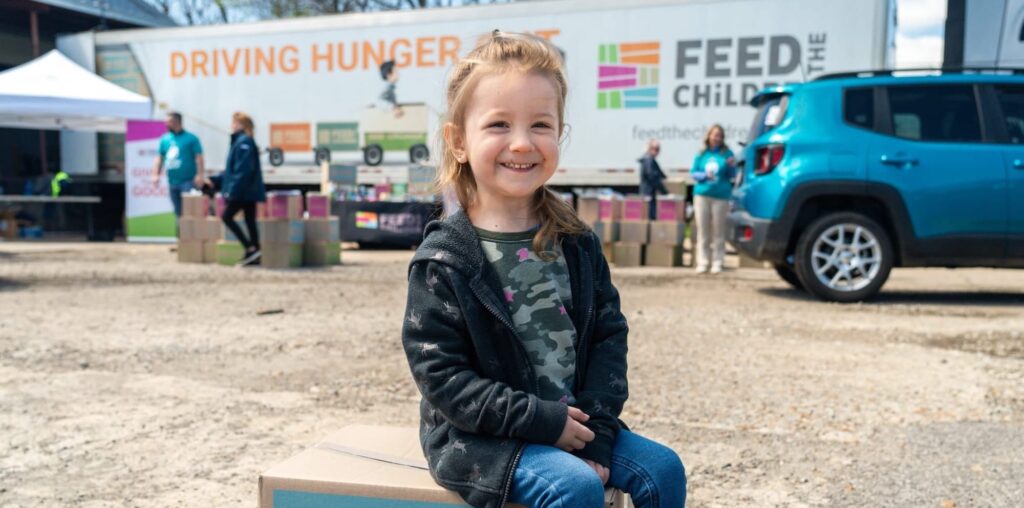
[597,41,660,110]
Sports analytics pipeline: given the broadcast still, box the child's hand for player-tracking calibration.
[555,407,594,451]
[582,459,609,485]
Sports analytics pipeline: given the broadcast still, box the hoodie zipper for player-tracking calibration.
[498,442,526,507]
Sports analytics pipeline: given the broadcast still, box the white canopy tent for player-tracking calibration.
[0,50,152,133]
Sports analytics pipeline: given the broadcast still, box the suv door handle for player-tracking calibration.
[880,154,919,168]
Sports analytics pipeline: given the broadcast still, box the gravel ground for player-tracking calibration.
[1,242,1022,507]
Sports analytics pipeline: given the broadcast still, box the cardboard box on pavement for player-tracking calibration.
[177,240,204,263]
[258,425,626,508]
[591,221,620,244]
[612,242,644,267]
[656,195,686,222]
[602,242,614,263]
[645,244,683,267]
[262,219,304,244]
[262,243,303,268]
[306,193,331,218]
[267,191,304,219]
[178,218,204,241]
[304,217,340,243]
[618,221,649,244]
[181,194,209,218]
[202,241,217,263]
[303,241,341,267]
[598,196,623,222]
[648,221,686,245]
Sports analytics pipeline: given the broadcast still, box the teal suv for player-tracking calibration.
[728,70,1024,302]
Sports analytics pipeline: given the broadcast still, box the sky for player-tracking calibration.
[895,0,946,68]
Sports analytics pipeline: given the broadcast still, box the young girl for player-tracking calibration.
[402,32,685,508]
[690,124,736,274]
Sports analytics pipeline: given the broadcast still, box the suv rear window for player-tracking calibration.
[992,84,1024,144]
[885,85,981,142]
[746,93,789,145]
[844,88,873,129]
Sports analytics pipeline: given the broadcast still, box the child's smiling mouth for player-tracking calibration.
[499,162,539,172]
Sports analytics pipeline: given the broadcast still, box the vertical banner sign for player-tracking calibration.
[125,120,176,242]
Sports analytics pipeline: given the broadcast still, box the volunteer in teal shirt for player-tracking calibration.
[152,111,205,219]
[691,124,735,274]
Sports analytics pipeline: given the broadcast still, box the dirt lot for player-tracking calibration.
[1,242,1022,507]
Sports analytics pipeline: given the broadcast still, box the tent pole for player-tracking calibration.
[30,10,49,176]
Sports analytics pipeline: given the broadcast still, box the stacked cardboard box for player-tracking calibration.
[646,195,686,267]
[178,194,214,263]
[590,196,626,263]
[613,195,648,267]
[261,219,305,268]
[268,190,304,220]
[304,193,341,266]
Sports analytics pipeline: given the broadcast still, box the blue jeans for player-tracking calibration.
[509,430,685,508]
[168,180,195,218]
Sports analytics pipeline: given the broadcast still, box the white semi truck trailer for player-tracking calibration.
[59,0,894,186]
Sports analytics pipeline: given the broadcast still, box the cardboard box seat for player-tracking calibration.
[259,424,627,508]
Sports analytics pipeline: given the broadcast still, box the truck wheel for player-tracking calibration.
[269,148,284,167]
[773,261,803,291]
[314,147,331,165]
[793,212,893,303]
[409,144,429,164]
[363,144,383,166]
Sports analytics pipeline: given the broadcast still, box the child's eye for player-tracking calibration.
[487,121,509,129]
[532,122,553,130]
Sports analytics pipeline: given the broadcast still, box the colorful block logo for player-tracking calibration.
[598,42,660,109]
[355,211,378,229]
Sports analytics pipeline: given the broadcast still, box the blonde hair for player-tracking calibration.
[702,124,728,153]
[436,30,586,258]
[233,111,255,138]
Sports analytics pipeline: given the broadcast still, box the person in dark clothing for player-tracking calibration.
[638,138,667,220]
[401,31,685,508]
[220,112,266,267]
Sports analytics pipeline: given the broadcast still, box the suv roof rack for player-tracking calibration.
[814,67,1024,81]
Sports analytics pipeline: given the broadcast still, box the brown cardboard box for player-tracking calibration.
[598,196,624,222]
[303,241,341,267]
[576,196,600,225]
[177,240,204,263]
[619,221,649,244]
[262,219,305,244]
[262,243,303,268]
[648,221,686,245]
[622,195,650,221]
[216,241,245,266]
[202,218,222,240]
[591,221,620,244]
[202,241,217,263]
[258,425,626,508]
[178,218,204,241]
[304,217,340,243]
[655,195,686,222]
[645,244,683,267]
[612,242,644,267]
[181,194,209,218]
[602,242,614,263]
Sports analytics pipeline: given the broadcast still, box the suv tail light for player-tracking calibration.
[754,144,785,175]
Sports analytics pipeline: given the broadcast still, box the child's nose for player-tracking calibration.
[508,129,534,152]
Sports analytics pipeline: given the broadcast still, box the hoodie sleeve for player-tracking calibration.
[403,260,568,445]
[573,234,629,467]
[691,153,708,183]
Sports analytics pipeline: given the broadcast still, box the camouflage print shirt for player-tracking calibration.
[476,227,577,405]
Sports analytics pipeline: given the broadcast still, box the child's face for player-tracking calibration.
[457,71,560,204]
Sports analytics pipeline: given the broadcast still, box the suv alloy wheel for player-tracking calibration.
[793,212,893,302]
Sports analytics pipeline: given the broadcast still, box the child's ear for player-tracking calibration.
[444,122,467,162]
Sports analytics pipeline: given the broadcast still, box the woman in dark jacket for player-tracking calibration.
[221,112,266,266]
